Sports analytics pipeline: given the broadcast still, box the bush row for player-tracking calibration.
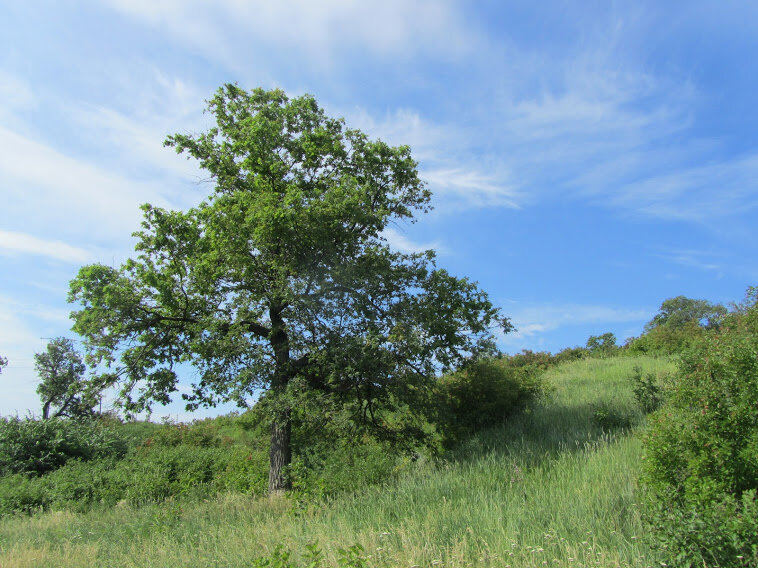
[0,417,130,477]
[0,443,268,516]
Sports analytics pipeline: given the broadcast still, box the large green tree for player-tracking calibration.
[69,85,509,493]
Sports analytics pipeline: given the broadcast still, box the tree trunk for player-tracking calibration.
[268,409,292,494]
[268,301,292,495]
[42,400,51,420]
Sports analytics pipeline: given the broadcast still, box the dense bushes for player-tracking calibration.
[435,357,546,443]
[0,417,129,477]
[0,421,270,516]
[0,410,412,516]
[626,322,705,355]
[641,292,758,567]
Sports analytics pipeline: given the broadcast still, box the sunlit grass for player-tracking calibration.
[0,355,675,567]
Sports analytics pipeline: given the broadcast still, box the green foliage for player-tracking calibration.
[435,357,545,443]
[141,419,235,448]
[0,417,129,477]
[34,337,98,419]
[336,544,368,567]
[0,473,51,515]
[629,295,728,356]
[289,437,409,506]
[552,345,589,364]
[641,291,758,566]
[627,320,705,355]
[0,441,269,516]
[249,545,294,568]
[246,542,366,568]
[645,295,727,332]
[644,490,758,567]
[585,332,619,357]
[629,365,665,413]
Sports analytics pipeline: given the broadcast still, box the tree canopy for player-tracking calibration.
[585,332,618,357]
[69,85,510,492]
[35,337,97,420]
[644,295,727,332]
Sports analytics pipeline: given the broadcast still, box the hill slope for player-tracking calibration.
[0,355,675,568]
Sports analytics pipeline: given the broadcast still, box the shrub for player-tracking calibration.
[641,294,758,567]
[0,442,270,516]
[435,357,545,443]
[0,417,129,477]
[552,346,588,364]
[289,435,407,502]
[0,473,51,515]
[630,365,665,413]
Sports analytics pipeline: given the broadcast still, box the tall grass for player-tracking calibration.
[0,355,675,567]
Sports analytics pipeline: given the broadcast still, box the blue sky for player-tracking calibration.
[2,1,757,419]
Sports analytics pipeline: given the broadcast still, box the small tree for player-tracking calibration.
[586,332,618,357]
[629,296,728,355]
[35,337,97,419]
[0,355,7,373]
[69,85,510,493]
[645,295,727,332]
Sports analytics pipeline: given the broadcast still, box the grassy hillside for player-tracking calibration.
[0,355,675,568]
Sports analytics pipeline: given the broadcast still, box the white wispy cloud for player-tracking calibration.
[0,125,171,243]
[422,168,520,208]
[340,106,519,210]
[67,103,208,189]
[0,230,94,264]
[502,302,652,341]
[0,297,63,416]
[383,227,443,255]
[102,0,471,70]
[609,153,758,222]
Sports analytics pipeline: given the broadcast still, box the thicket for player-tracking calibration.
[641,289,758,567]
[0,406,427,516]
[0,414,275,516]
[627,295,727,356]
[434,356,548,444]
[0,417,129,477]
